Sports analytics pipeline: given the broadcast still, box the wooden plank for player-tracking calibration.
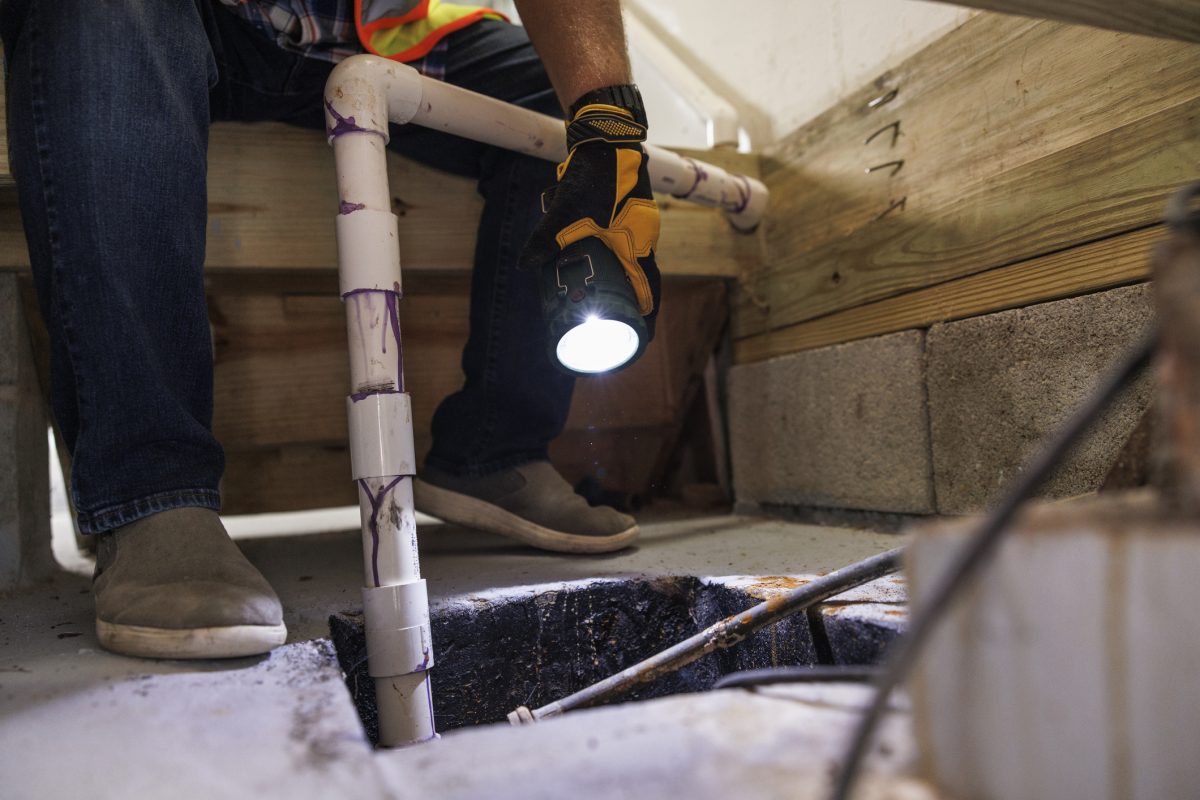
[734,225,1160,363]
[923,0,1200,43]
[0,121,759,276]
[221,445,358,515]
[736,15,1200,341]
[210,276,727,505]
[210,277,721,450]
[0,75,12,188]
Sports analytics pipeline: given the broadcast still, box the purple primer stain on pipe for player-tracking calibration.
[386,289,405,383]
[339,200,366,215]
[325,99,370,138]
[726,174,752,215]
[357,475,405,587]
[671,157,707,200]
[342,289,406,393]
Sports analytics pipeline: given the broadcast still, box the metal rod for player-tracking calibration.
[508,547,904,725]
[713,666,882,690]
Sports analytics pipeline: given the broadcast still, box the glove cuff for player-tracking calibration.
[566,85,648,151]
[569,84,648,127]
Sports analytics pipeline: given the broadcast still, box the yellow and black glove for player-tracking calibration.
[520,84,662,329]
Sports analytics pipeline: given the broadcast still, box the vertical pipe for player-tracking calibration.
[331,123,436,746]
[321,52,770,749]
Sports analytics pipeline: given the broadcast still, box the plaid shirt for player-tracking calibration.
[217,0,449,78]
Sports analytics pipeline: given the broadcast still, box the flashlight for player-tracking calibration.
[540,237,649,376]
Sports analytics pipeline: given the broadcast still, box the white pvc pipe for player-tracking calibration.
[324,53,769,748]
[326,54,768,230]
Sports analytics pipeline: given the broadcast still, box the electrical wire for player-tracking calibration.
[713,666,881,690]
[830,328,1159,800]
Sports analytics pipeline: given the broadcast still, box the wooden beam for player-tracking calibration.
[924,0,1200,43]
[0,76,12,189]
[734,226,1159,364]
[0,123,759,277]
[205,275,728,513]
[735,15,1200,343]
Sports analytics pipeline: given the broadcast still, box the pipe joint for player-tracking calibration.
[363,580,434,677]
[348,392,417,479]
[324,55,424,142]
[336,209,402,295]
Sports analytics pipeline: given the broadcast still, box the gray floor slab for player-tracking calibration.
[378,683,932,800]
[1,512,917,799]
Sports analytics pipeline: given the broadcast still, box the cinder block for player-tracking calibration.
[729,330,934,514]
[927,284,1155,514]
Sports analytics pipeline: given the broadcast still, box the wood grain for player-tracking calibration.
[734,226,1160,363]
[735,15,1200,341]
[922,0,1200,43]
[208,276,728,512]
[0,121,760,277]
[0,78,11,188]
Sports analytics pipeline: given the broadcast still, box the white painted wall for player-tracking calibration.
[484,0,973,149]
[626,0,976,149]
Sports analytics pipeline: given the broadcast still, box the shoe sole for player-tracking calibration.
[96,619,288,660]
[415,480,639,554]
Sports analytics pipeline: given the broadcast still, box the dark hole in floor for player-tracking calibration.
[328,576,902,742]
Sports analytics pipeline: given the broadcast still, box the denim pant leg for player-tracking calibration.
[0,0,225,533]
[393,22,576,477]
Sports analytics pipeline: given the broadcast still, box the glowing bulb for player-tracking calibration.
[555,317,640,374]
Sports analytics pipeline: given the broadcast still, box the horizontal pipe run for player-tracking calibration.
[324,55,768,231]
[508,547,904,724]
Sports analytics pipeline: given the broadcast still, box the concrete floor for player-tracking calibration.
[0,510,930,799]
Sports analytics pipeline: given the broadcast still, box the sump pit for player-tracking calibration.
[329,575,904,742]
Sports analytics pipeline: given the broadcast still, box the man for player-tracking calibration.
[0,0,661,659]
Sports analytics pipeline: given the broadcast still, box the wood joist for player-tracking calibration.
[205,275,728,513]
[0,114,759,279]
[925,0,1200,44]
[734,14,1200,363]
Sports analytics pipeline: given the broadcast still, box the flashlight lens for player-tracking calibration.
[555,317,641,374]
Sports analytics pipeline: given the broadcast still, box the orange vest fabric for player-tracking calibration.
[355,0,507,62]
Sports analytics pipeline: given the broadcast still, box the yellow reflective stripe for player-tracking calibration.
[364,1,504,60]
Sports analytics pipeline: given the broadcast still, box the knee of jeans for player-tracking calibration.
[23,0,216,84]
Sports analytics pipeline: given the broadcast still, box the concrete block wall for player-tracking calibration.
[0,273,53,590]
[729,284,1156,517]
[728,330,935,514]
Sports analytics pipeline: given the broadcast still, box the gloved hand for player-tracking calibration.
[520,84,662,323]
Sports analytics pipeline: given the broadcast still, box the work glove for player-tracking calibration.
[520,84,662,328]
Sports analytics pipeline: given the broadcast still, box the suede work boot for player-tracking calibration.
[93,507,286,659]
[415,461,639,554]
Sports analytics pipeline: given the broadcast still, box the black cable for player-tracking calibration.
[714,666,881,690]
[831,328,1158,800]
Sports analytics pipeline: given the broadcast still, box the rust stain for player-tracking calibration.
[743,576,810,600]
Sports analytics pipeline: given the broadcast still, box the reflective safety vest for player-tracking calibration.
[356,0,507,62]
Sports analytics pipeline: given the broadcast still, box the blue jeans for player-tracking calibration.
[0,1,573,533]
